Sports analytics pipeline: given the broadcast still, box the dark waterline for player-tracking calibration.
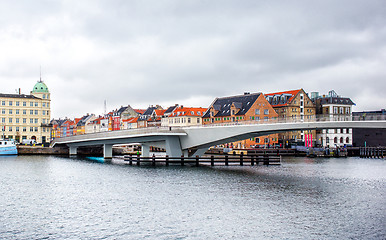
[0,155,385,239]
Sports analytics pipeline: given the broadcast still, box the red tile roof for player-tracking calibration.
[264,89,301,107]
[170,107,207,117]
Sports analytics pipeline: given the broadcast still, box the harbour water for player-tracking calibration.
[0,155,385,239]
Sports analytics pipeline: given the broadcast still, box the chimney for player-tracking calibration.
[244,92,250,95]
[19,88,21,95]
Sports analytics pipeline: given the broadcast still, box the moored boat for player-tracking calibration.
[0,139,18,155]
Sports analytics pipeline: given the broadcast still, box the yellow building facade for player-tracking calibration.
[0,80,51,143]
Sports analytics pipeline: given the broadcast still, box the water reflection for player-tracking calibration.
[0,155,384,239]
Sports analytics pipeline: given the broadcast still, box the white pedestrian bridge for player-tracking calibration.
[51,116,386,159]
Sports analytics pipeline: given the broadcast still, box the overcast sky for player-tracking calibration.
[1,0,385,118]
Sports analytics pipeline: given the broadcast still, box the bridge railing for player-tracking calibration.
[196,114,386,128]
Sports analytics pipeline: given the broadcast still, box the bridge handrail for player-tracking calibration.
[52,114,386,142]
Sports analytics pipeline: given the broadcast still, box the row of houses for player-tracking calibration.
[51,89,356,149]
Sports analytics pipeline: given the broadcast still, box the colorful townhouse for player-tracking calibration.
[202,92,279,148]
[137,105,165,128]
[265,89,316,147]
[311,90,355,148]
[161,106,207,127]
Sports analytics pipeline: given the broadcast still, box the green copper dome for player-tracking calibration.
[32,81,49,93]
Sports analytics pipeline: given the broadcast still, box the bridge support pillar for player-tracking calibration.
[189,148,208,157]
[69,146,77,156]
[141,144,150,157]
[104,144,113,159]
[165,136,182,157]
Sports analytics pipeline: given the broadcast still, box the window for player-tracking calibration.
[16,127,19,132]
[334,137,337,143]
[334,107,338,114]
[16,118,19,123]
[264,109,269,115]
[35,102,38,107]
[30,102,33,107]
[197,118,200,123]
[30,119,33,124]
[9,101,13,106]
[340,107,343,114]
[43,94,46,99]
[16,109,19,114]
[23,127,26,132]
[326,137,329,143]
[1,109,4,114]
[340,137,344,143]
[9,118,12,123]
[35,119,38,124]
[16,101,19,106]
[34,127,38,132]
[9,109,12,114]
[23,110,26,115]
[23,118,26,123]
[23,102,26,106]
[9,126,12,131]
[1,118,5,123]
[30,110,33,115]
[346,137,350,143]
[35,110,38,115]
[30,127,34,132]
[43,102,46,107]
[255,109,260,115]
[1,101,5,105]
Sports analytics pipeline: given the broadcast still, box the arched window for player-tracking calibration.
[346,137,350,143]
[334,137,337,143]
[326,137,329,143]
[340,137,344,143]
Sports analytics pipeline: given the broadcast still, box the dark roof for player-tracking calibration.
[319,97,355,106]
[0,93,40,99]
[116,106,128,115]
[142,107,157,116]
[203,93,261,118]
[165,105,178,114]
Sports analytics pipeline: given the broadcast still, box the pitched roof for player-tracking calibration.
[203,93,261,118]
[164,105,178,115]
[264,89,301,107]
[122,117,139,123]
[319,97,355,105]
[134,109,146,114]
[170,107,207,117]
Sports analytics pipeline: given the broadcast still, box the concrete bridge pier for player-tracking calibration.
[141,144,150,157]
[103,144,113,159]
[165,136,183,157]
[69,146,77,157]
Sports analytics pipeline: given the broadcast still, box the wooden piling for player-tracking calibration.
[211,155,214,166]
[195,155,199,167]
[225,155,229,166]
[152,154,156,166]
[129,155,132,165]
[136,154,140,166]
[165,155,169,166]
[240,152,243,166]
[251,155,254,166]
[181,155,184,166]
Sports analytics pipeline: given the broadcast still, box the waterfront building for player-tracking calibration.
[85,117,103,133]
[311,90,355,148]
[122,117,139,129]
[202,92,279,148]
[137,105,164,128]
[161,106,207,127]
[0,80,52,143]
[351,109,385,147]
[76,114,96,135]
[265,89,316,147]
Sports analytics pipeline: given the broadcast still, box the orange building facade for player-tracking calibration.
[202,92,279,148]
